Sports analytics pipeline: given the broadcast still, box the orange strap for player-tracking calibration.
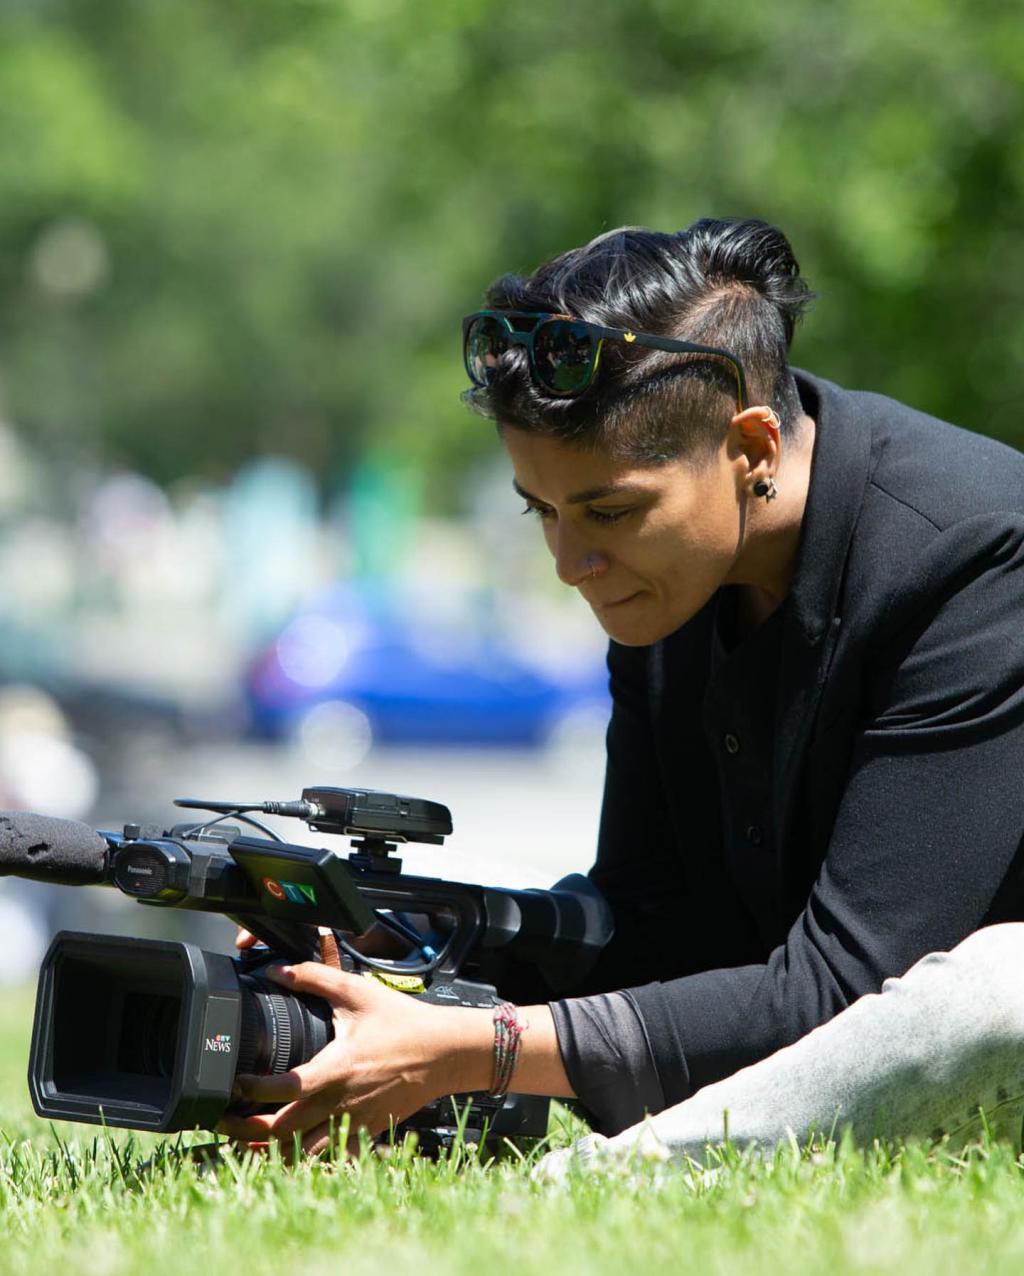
[318,928,342,970]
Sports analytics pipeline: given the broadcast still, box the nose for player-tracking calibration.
[552,522,604,588]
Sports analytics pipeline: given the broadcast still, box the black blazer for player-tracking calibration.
[579,371,1024,1107]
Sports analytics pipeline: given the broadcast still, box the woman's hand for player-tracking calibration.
[215,962,492,1156]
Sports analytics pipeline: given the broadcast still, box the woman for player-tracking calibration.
[219,219,1024,1167]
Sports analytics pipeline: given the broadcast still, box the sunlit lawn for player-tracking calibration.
[1,983,1023,1276]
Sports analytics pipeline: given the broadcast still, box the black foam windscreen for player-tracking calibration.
[0,812,109,885]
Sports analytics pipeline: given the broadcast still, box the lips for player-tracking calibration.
[595,591,641,609]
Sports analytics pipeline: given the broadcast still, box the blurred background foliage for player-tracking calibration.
[1,0,1022,506]
[0,0,1021,974]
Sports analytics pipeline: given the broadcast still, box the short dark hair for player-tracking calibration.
[464,218,814,463]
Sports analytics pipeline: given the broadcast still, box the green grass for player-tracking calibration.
[1,987,1023,1276]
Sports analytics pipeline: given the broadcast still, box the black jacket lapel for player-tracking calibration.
[773,373,873,865]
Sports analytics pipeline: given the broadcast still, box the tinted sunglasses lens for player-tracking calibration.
[532,320,596,393]
[465,315,507,386]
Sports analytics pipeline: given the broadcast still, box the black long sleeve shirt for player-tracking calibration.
[545,371,1024,1133]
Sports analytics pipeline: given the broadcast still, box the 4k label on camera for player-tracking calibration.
[262,876,318,906]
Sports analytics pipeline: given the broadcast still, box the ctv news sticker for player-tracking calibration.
[262,876,318,906]
[204,1033,233,1054]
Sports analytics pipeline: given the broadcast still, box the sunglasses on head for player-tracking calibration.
[462,310,748,409]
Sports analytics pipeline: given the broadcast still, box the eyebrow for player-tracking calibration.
[512,479,649,505]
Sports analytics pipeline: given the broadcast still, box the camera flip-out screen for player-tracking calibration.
[228,839,375,935]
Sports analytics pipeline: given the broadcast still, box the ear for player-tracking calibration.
[728,406,781,490]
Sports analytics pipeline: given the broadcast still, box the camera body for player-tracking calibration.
[31,932,251,1133]
[25,786,612,1153]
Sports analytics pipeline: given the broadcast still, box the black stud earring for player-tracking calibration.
[753,477,778,501]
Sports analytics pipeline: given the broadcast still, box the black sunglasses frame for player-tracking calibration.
[462,310,748,409]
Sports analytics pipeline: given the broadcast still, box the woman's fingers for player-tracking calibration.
[256,1097,344,1142]
[217,1097,314,1141]
[265,960,370,1004]
[301,1120,361,1158]
[216,1113,275,1141]
[223,1124,356,1163]
[232,1048,340,1105]
[302,1124,335,1158]
[222,1123,358,1162]
[235,928,258,949]
[218,1092,347,1143]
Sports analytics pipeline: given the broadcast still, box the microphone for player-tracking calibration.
[0,812,111,885]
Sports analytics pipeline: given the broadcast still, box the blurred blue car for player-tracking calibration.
[245,581,610,749]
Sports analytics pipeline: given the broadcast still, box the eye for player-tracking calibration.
[586,507,632,525]
[520,503,554,520]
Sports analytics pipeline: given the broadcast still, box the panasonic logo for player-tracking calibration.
[127,864,155,875]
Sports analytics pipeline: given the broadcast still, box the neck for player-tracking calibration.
[726,411,817,616]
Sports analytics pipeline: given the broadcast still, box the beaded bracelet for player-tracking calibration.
[489,1001,529,1099]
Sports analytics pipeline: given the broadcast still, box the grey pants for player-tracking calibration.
[537,924,1024,1177]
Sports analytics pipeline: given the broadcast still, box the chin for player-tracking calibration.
[595,611,673,648]
[603,625,670,647]
[593,596,697,647]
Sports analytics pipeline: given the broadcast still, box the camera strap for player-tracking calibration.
[318,927,343,970]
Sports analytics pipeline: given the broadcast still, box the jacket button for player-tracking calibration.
[746,825,763,846]
[724,733,741,755]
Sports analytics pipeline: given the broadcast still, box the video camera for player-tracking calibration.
[3,786,612,1156]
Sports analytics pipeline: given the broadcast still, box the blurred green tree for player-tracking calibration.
[0,0,1021,501]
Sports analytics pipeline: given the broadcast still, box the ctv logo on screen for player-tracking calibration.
[262,876,318,906]
[204,1033,233,1054]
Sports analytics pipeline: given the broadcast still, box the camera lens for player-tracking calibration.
[235,972,332,1080]
[117,991,181,1077]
